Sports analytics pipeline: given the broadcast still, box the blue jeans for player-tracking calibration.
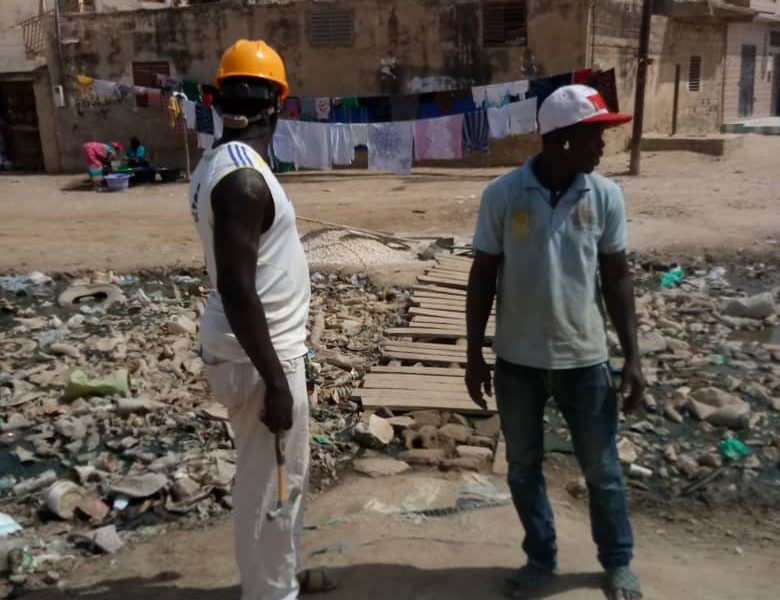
[495,358,634,571]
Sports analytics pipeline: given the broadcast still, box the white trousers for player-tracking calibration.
[204,355,310,600]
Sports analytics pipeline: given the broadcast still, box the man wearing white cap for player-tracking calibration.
[466,84,644,600]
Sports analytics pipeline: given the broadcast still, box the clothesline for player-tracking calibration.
[73,67,618,175]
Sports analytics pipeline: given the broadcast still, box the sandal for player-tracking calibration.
[502,563,556,599]
[605,566,642,600]
[298,568,339,595]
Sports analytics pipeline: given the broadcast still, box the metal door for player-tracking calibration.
[773,54,780,117]
[0,81,44,171]
[739,44,756,118]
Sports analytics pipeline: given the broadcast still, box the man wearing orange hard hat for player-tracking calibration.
[188,40,334,599]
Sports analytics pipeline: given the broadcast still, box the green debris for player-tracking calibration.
[660,267,685,289]
[63,369,130,401]
[718,438,752,463]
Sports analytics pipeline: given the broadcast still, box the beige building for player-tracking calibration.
[0,0,765,173]
[721,0,780,122]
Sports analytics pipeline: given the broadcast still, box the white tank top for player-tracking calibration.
[188,141,310,363]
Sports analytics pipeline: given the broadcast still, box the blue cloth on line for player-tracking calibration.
[195,104,214,134]
[463,110,489,154]
[526,73,573,105]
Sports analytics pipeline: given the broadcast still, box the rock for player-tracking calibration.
[455,445,493,461]
[1,414,32,431]
[617,438,639,464]
[722,292,775,319]
[663,404,684,423]
[168,315,198,336]
[665,338,689,352]
[398,449,446,466]
[210,458,236,488]
[352,458,410,477]
[678,455,700,478]
[663,444,678,462]
[743,455,761,469]
[89,525,124,554]
[706,405,751,429]
[466,435,497,450]
[408,410,442,427]
[698,453,723,469]
[55,417,88,441]
[386,416,415,429]
[116,397,165,416]
[403,425,440,450]
[492,440,508,475]
[688,387,751,428]
[638,331,667,354]
[173,476,202,503]
[48,343,81,358]
[58,283,123,309]
[13,470,57,496]
[438,424,473,444]
[110,473,168,499]
[449,413,470,427]
[76,495,110,521]
[474,414,501,438]
[352,414,395,449]
[566,477,588,499]
[440,457,483,472]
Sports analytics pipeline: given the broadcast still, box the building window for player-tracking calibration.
[307,7,355,46]
[770,31,780,48]
[483,1,527,47]
[688,55,702,92]
[133,61,170,108]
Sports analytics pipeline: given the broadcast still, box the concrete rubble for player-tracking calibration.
[0,269,404,588]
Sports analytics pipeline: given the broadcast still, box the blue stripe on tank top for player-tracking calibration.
[226,144,240,167]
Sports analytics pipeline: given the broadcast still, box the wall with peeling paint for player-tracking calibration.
[44,0,589,172]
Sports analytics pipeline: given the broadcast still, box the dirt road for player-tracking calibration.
[21,471,779,600]
[2,135,779,274]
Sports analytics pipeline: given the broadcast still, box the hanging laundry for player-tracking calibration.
[367,121,414,175]
[463,110,489,154]
[293,122,331,170]
[117,83,134,99]
[472,84,509,109]
[362,97,393,123]
[349,123,368,147]
[487,106,510,139]
[182,99,197,130]
[573,69,594,85]
[196,104,215,134]
[147,92,163,109]
[390,95,419,121]
[329,123,355,166]
[273,120,297,164]
[212,108,223,141]
[284,97,301,120]
[414,115,464,161]
[93,79,119,99]
[506,80,529,99]
[76,75,94,87]
[435,91,456,114]
[156,74,180,92]
[201,87,215,107]
[301,97,317,121]
[526,73,573,105]
[315,97,332,121]
[198,133,214,150]
[183,80,200,102]
[167,95,182,129]
[587,68,619,112]
[508,97,538,136]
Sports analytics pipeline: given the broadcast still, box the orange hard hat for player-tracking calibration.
[216,39,289,100]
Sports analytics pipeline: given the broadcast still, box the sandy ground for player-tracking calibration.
[21,470,780,600]
[1,135,779,275]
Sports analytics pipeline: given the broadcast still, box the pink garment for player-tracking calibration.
[413,114,464,161]
[82,141,108,169]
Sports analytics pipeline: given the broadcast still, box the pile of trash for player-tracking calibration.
[348,260,780,506]
[0,269,404,587]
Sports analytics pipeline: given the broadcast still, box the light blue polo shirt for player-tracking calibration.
[473,155,627,370]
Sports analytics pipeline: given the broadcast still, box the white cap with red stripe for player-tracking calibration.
[537,84,632,135]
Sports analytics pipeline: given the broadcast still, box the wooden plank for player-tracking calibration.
[417,275,468,289]
[387,327,493,340]
[435,255,473,266]
[354,390,496,414]
[411,291,467,303]
[370,365,466,377]
[362,379,467,391]
[384,340,471,352]
[426,267,471,278]
[413,284,467,297]
[364,374,467,385]
[381,350,494,365]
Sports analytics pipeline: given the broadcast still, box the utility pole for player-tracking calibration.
[629,0,653,176]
